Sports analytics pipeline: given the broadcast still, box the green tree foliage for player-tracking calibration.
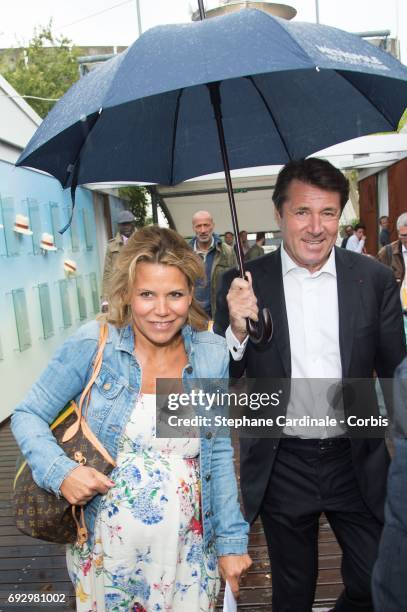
[118,186,151,227]
[0,22,80,118]
[1,23,154,227]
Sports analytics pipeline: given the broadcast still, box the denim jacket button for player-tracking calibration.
[205,473,211,481]
[206,432,213,440]
[103,383,112,390]
[185,365,193,374]
[205,510,211,518]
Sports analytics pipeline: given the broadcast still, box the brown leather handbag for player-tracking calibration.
[13,323,116,545]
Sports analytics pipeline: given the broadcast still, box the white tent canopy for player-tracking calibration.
[157,173,278,236]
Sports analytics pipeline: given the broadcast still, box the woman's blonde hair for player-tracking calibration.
[105,225,209,331]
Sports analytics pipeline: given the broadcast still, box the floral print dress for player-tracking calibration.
[66,394,219,612]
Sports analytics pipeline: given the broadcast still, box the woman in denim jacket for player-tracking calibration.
[12,226,250,611]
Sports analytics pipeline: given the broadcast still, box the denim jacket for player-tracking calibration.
[11,321,249,554]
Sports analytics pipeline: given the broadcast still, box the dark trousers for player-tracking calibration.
[259,438,383,612]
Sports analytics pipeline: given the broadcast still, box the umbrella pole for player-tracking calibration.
[197,0,206,20]
[208,82,273,344]
[207,83,245,278]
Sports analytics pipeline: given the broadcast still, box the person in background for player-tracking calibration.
[377,212,407,313]
[12,226,251,611]
[372,356,407,612]
[246,232,266,261]
[346,222,367,254]
[377,212,407,285]
[236,230,250,259]
[101,210,137,310]
[190,210,236,319]
[224,231,235,247]
[379,215,391,248]
[214,157,406,612]
[340,224,353,248]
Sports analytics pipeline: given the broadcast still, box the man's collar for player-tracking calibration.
[281,243,337,278]
[193,235,216,253]
[402,243,407,254]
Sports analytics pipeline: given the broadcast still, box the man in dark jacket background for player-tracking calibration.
[378,215,391,248]
[372,356,407,612]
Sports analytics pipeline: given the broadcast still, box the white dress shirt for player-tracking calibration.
[346,234,365,253]
[226,246,345,438]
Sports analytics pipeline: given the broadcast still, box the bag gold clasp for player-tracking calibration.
[74,451,87,465]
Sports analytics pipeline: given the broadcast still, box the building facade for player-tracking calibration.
[0,75,125,421]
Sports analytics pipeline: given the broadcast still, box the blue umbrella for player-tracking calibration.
[17,9,407,186]
[16,8,407,341]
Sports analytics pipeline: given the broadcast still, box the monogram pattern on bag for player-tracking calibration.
[13,407,114,544]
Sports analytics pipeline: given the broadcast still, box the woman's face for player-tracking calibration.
[130,262,192,346]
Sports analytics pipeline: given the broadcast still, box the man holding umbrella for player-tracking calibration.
[214,157,406,612]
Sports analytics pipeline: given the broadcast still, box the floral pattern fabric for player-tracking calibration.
[67,393,219,611]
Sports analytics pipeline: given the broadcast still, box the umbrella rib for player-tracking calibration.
[246,75,292,160]
[169,89,184,185]
[336,71,397,130]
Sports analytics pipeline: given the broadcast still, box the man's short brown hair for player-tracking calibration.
[272,158,349,213]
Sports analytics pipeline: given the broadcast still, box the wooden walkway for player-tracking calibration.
[0,421,342,611]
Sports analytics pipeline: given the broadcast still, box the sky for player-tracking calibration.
[1,0,406,63]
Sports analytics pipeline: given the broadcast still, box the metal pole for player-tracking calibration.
[208,82,272,344]
[151,191,159,224]
[208,83,244,277]
[135,0,142,36]
[198,2,272,343]
[315,0,320,23]
[197,0,206,20]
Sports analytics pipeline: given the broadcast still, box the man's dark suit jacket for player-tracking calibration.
[214,246,406,524]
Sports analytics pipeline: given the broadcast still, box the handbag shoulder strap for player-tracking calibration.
[61,322,109,443]
[80,322,109,419]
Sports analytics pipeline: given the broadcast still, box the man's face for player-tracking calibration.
[346,225,353,236]
[118,222,136,239]
[240,231,248,243]
[192,213,214,245]
[380,217,389,229]
[276,180,341,273]
[224,232,234,246]
[399,226,407,248]
[355,228,365,240]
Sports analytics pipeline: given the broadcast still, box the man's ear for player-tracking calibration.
[274,206,282,229]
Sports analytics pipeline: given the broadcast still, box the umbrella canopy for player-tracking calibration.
[17,8,407,189]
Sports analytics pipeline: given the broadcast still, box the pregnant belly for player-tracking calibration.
[98,454,201,535]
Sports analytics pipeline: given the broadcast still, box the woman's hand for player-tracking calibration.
[218,553,252,599]
[60,465,115,505]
